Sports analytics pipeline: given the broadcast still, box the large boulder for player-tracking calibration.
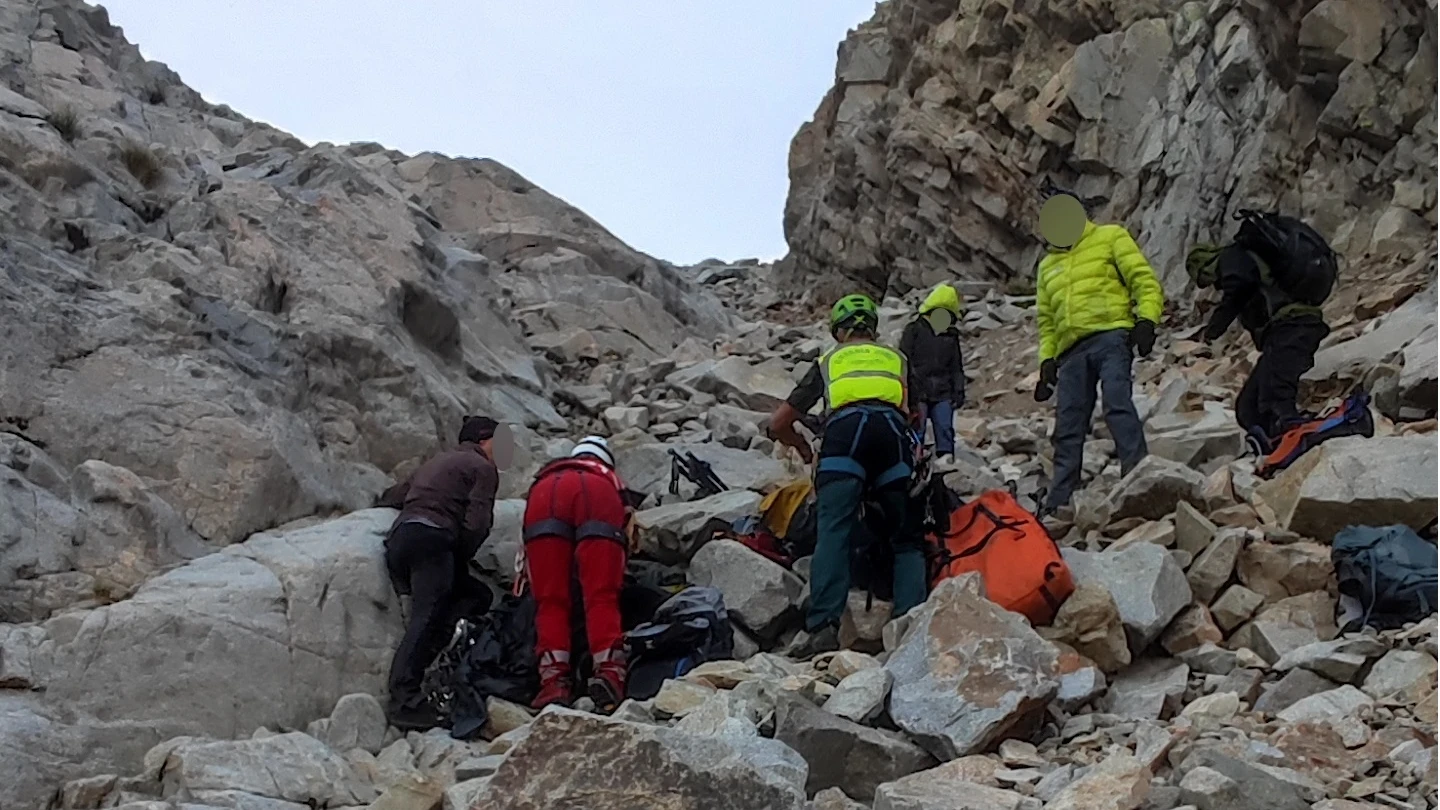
[1062,543,1192,654]
[1104,658,1191,721]
[1256,436,1437,542]
[1044,751,1151,810]
[1304,285,1437,419]
[1107,456,1208,522]
[615,442,788,502]
[688,540,803,638]
[1234,540,1333,602]
[1187,527,1246,605]
[471,707,809,809]
[667,356,797,412]
[634,491,764,564]
[873,763,1034,810]
[1229,592,1338,664]
[884,574,1060,760]
[0,510,403,808]
[1145,407,1246,468]
[472,499,526,584]
[68,459,217,599]
[157,732,376,807]
[0,441,84,621]
[1176,749,1313,810]
[705,404,772,450]
[774,694,936,801]
[1044,581,1131,674]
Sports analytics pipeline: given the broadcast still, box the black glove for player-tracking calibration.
[1039,359,1058,387]
[1129,319,1157,358]
[1034,360,1057,403]
[1033,378,1054,403]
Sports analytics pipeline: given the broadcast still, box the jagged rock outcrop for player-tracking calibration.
[781,0,1437,301]
[0,0,738,619]
[0,509,403,808]
[0,0,737,599]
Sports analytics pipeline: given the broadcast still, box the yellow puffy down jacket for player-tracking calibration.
[1036,220,1164,362]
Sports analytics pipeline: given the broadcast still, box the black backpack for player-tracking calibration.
[424,592,541,740]
[1332,525,1438,633]
[623,586,735,700]
[848,474,958,606]
[1232,209,1338,306]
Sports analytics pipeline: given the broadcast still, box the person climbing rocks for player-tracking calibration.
[381,415,501,731]
[522,435,634,712]
[1185,217,1334,445]
[899,283,967,465]
[1032,182,1164,518]
[769,293,928,658]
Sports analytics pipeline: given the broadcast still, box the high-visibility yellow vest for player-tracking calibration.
[820,342,905,411]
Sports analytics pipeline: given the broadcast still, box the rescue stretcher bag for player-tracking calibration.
[928,489,1074,625]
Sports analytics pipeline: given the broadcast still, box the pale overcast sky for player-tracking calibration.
[98,1,878,265]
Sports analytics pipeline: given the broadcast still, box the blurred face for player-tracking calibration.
[488,423,514,471]
[925,309,953,333]
[1040,194,1086,248]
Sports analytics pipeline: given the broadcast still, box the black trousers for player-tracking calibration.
[1236,318,1330,439]
[384,522,492,708]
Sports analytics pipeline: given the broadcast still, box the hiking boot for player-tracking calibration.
[587,647,627,714]
[587,671,625,713]
[787,624,841,660]
[531,675,575,710]
[531,649,574,710]
[386,700,444,733]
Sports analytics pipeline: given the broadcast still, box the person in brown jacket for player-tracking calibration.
[381,415,501,730]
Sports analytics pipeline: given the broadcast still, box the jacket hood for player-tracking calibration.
[918,284,962,316]
[1045,219,1097,252]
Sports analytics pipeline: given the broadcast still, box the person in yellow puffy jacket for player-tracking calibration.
[1032,185,1164,517]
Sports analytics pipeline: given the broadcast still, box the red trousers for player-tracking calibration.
[523,468,628,666]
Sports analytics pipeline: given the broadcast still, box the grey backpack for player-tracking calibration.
[1332,525,1438,633]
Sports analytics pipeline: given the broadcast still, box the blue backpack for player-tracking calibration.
[1332,525,1438,633]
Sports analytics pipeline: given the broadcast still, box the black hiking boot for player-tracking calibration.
[786,624,841,660]
[587,672,625,714]
[386,700,444,733]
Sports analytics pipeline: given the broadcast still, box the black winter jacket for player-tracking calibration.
[1204,245,1324,344]
[899,318,966,403]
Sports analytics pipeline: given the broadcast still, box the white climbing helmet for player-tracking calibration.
[570,435,615,468]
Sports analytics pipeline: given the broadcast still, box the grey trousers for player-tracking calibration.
[1043,328,1147,512]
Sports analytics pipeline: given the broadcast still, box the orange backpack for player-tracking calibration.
[927,489,1074,626]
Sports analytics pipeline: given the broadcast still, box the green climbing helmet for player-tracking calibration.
[1186,243,1222,288]
[829,293,879,335]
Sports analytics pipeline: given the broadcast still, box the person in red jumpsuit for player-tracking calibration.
[521,435,632,711]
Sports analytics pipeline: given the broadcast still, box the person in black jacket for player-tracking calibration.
[898,284,966,464]
[378,415,502,730]
[1186,243,1330,442]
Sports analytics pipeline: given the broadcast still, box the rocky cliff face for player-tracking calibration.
[0,0,733,618]
[781,0,1437,301]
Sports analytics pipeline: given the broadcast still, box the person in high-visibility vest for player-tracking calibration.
[769,293,928,657]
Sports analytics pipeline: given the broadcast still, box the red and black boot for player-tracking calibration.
[532,650,574,710]
[587,647,627,713]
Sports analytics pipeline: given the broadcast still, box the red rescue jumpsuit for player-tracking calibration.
[521,456,629,707]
